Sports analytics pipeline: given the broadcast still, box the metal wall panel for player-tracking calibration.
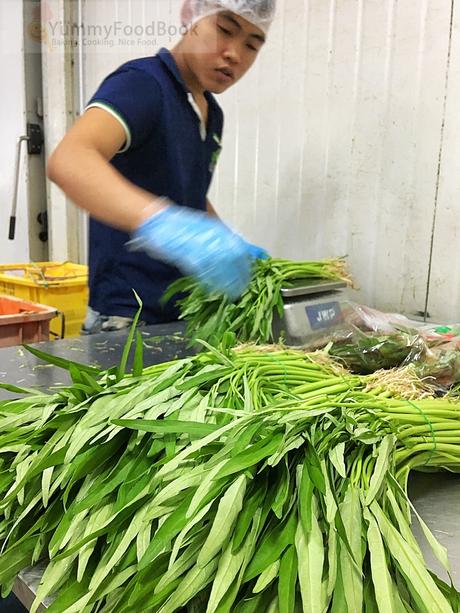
[77,0,458,320]
[424,0,460,323]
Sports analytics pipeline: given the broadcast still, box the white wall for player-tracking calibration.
[75,0,460,321]
[42,0,82,262]
[78,0,183,101]
[423,0,460,322]
[213,0,458,321]
[0,1,30,263]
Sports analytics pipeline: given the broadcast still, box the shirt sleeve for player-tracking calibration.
[86,65,162,153]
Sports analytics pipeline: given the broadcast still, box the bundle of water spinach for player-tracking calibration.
[163,257,353,346]
[0,341,460,612]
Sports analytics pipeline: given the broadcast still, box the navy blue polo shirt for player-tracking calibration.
[86,48,224,323]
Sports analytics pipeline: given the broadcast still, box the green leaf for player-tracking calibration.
[31,554,78,612]
[217,433,284,480]
[232,592,275,613]
[0,383,45,395]
[117,290,143,380]
[232,479,267,552]
[186,459,229,520]
[363,571,379,613]
[23,344,100,374]
[329,442,347,478]
[326,525,338,599]
[195,339,235,367]
[136,520,151,563]
[0,536,36,586]
[244,509,296,582]
[168,499,214,570]
[155,536,204,595]
[365,435,395,506]
[390,476,452,576]
[206,535,249,613]
[77,539,98,583]
[113,555,171,611]
[306,446,326,495]
[330,561,348,613]
[80,371,104,394]
[231,421,263,457]
[321,459,337,524]
[112,419,220,437]
[41,466,54,508]
[253,559,280,594]
[157,558,219,613]
[278,545,297,613]
[133,329,144,377]
[213,508,264,613]
[428,571,460,612]
[271,459,291,519]
[371,501,453,613]
[69,363,84,385]
[43,567,93,613]
[415,511,452,577]
[330,486,358,570]
[298,461,314,535]
[155,417,247,481]
[178,365,233,391]
[364,507,397,613]
[160,276,192,306]
[197,475,247,567]
[137,496,192,571]
[385,486,423,560]
[340,485,363,613]
[295,497,325,613]
[88,506,148,593]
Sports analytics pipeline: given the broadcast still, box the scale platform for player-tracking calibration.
[272,278,349,346]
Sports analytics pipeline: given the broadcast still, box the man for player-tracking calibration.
[47,0,276,334]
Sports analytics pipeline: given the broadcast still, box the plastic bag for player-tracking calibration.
[316,302,460,387]
[413,338,460,387]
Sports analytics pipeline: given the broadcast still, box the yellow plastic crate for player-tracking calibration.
[0,262,88,338]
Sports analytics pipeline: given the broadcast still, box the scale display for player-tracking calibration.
[273,280,349,346]
[305,301,343,330]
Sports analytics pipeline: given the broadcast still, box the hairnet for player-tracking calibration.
[181,0,276,35]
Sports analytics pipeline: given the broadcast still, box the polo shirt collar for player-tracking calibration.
[157,47,218,142]
[157,47,216,106]
[157,47,189,93]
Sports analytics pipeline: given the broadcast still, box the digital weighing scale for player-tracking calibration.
[272,278,350,346]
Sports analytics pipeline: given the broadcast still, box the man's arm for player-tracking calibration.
[46,108,164,231]
[47,108,251,299]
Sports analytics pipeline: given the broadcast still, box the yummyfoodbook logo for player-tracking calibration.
[24,0,190,54]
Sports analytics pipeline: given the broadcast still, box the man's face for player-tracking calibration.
[184,11,266,93]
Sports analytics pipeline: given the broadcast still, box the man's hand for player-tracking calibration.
[206,199,269,261]
[244,242,269,260]
[130,204,252,300]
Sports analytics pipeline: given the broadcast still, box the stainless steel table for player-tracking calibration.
[409,471,460,587]
[0,322,189,402]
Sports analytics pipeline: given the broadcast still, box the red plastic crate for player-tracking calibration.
[0,262,88,338]
[0,295,58,348]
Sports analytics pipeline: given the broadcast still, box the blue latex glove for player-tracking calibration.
[244,242,269,261]
[130,205,251,300]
